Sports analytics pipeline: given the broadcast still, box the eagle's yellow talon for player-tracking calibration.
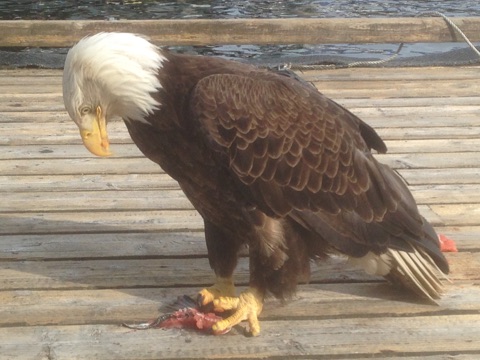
[198,277,235,306]
[198,288,216,306]
[211,288,264,336]
[213,296,239,312]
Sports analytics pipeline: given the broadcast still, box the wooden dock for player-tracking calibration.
[1,65,479,359]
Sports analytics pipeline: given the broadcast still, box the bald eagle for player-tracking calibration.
[63,33,448,336]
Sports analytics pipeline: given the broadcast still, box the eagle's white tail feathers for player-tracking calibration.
[387,248,442,302]
[350,245,449,303]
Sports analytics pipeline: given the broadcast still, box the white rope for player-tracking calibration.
[285,12,480,71]
[421,11,480,58]
[347,43,404,68]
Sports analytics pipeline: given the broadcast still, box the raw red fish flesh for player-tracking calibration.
[122,295,230,335]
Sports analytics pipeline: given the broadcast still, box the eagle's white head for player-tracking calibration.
[62,32,165,156]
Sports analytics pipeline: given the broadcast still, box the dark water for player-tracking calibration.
[1,1,479,68]
[2,1,480,20]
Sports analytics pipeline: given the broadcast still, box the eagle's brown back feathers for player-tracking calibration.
[188,69,448,300]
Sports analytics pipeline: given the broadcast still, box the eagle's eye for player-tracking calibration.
[80,106,92,116]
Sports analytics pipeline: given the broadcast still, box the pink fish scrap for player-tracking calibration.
[438,234,458,253]
[122,295,230,335]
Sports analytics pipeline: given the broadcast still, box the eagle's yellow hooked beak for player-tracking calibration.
[79,106,112,157]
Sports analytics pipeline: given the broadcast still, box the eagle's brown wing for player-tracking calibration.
[188,72,447,271]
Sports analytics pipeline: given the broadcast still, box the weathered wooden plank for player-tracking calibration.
[316,79,480,98]
[430,204,480,227]
[0,202,477,235]
[1,152,477,178]
[377,152,480,169]
[0,158,161,176]
[0,139,478,162]
[0,111,69,123]
[1,83,479,108]
[3,105,480,128]
[0,171,477,198]
[0,69,62,77]
[0,203,476,234]
[337,96,480,108]
[0,84,60,94]
[0,232,207,260]
[0,66,464,84]
[0,101,65,112]
[2,138,480,162]
[375,126,480,140]
[3,123,478,146]
[0,257,346,291]
[2,66,480,82]
[381,357,477,360]
[0,105,480,133]
[316,78,480,92]
[0,94,479,114]
[0,78,61,87]
[385,139,480,154]
[4,78,480,99]
[0,225,475,261]
[1,115,473,140]
[3,76,479,99]
[0,93,62,102]
[303,66,480,81]
[2,17,480,47]
[0,122,128,145]
[438,226,480,250]
[350,105,480,127]
[1,104,478,128]
[399,168,480,185]
[0,282,477,327]
[0,190,193,212]
[0,174,178,192]
[0,257,217,291]
[0,144,142,160]
[410,184,480,204]
[0,168,478,194]
[0,210,204,235]
[1,314,479,359]
[0,120,117,143]
[2,185,480,214]
[0,252,471,291]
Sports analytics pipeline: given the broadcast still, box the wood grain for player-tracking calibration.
[1,17,480,47]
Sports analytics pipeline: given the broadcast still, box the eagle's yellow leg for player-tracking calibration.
[198,276,236,306]
[198,279,263,336]
[212,287,264,336]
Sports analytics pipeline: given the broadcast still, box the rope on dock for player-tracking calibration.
[287,12,480,71]
[421,11,480,58]
[345,43,405,68]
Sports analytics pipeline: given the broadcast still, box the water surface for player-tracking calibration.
[1,1,479,67]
